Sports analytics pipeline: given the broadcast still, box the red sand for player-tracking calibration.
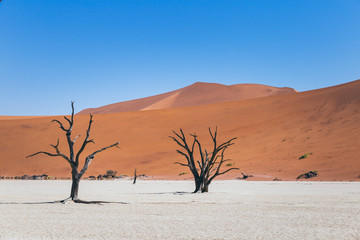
[0,80,359,181]
[0,116,45,120]
[78,82,296,114]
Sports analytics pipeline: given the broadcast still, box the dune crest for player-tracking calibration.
[141,92,181,111]
[78,82,297,114]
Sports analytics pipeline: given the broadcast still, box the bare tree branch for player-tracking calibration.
[176,150,190,164]
[217,138,237,150]
[27,151,61,158]
[88,141,120,157]
[75,114,94,165]
[171,129,199,179]
[73,135,80,143]
[70,101,74,123]
[26,149,72,167]
[217,167,239,176]
[64,116,72,126]
[172,130,183,140]
[79,141,119,178]
[175,162,190,167]
[27,102,121,201]
[171,127,238,193]
[169,136,185,148]
[197,160,202,169]
[63,101,74,128]
[51,119,68,132]
[49,139,72,163]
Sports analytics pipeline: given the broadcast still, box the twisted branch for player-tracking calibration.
[79,142,120,177]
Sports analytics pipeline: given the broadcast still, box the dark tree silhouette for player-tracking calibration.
[133,168,137,184]
[170,127,238,193]
[27,102,119,203]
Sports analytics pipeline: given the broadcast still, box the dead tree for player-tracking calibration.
[170,127,238,193]
[239,172,249,180]
[27,102,119,203]
[133,168,137,184]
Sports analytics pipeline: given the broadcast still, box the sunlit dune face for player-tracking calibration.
[0,80,360,181]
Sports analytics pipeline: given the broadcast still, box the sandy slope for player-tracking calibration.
[0,116,45,120]
[0,80,360,180]
[78,82,296,114]
[0,180,359,240]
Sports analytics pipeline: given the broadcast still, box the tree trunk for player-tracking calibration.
[201,183,209,193]
[171,128,237,194]
[70,170,80,200]
[193,177,202,193]
[133,168,137,184]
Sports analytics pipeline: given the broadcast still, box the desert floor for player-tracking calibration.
[0,180,359,240]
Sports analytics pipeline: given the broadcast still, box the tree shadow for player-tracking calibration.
[140,191,192,195]
[0,198,129,205]
[74,199,128,204]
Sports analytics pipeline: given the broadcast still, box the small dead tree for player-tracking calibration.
[133,168,137,184]
[27,102,119,203]
[170,127,238,193]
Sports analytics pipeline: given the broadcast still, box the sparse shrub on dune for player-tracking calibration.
[299,152,313,160]
[296,171,318,179]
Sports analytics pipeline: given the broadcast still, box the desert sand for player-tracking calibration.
[78,82,297,114]
[0,180,359,240]
[0,80,360,180]
[0,116,45,120]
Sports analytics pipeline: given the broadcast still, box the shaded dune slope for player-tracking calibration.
[0,80,359,181]
[78,82,297,114]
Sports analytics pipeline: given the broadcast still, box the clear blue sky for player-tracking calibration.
[1,0,359,115]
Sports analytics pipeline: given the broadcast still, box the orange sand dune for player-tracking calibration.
[0,116,45,120]
[0,80,359,181]
[78,82,297,114]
